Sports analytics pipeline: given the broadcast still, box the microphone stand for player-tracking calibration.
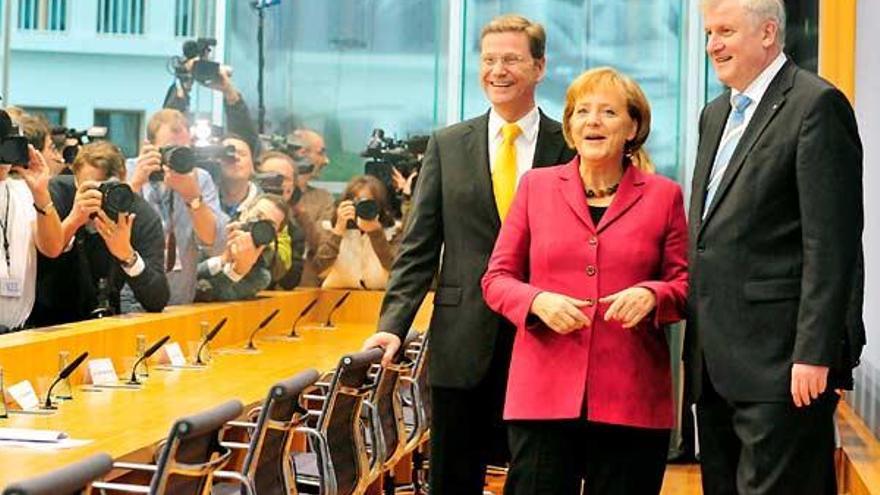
[289,297,319,338]
[321,291,351,329]
[246,309,280,351]
[43,352,88,410]
[195,317,228,365]
[127,336,170,385]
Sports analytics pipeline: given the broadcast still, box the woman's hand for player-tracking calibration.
[600,287,656,329]
[529,291,591,334]
[333,200,356,235]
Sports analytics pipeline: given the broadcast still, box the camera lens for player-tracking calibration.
[160,146,196,174]
[354,198,379,221]
[246,219,276,247]
[98,180,134,221]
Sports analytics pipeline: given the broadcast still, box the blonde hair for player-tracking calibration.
[72,141,127,179]
[146,109,188,143]
[480,14,546,59]
[562,67,654,173]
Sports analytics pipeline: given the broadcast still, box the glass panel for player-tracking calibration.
[225,0,449,182]
[94,109,143,158]
[463,0,685,179]
[20,106,66,126]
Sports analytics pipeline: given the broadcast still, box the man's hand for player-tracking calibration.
[529,291,591,334]
[70,180,104,228]
[164,169,201,202]
[600,287,657,329]
[333,200,356,235]
[362,332,402,367]
[12,146,52,205]
[227,229,264,276]
[791,363,829,407]
[130,141,162,192]
[94,210,136,263]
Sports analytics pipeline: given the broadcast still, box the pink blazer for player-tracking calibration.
[481,158,688,429]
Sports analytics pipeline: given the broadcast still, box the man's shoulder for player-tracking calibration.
[434,113,488,141]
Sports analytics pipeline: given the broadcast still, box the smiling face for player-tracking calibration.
[479,31,545,121]
[568,88,638,168]
[703,0,781,91]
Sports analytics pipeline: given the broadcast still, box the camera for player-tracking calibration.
[0,134,29,166]
[241,219,277,247]
[361,128,427,190]
[253,172,284,196]
[346,198,379,229]
[149,144,236,182]
[96,179,135,221]
[51,126,108,165]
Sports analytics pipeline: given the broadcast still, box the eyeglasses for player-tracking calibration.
[480,54,529,68]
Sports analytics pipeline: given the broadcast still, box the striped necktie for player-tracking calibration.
[703,93,753,218]
[493,123,522,221]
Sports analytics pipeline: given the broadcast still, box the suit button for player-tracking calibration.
[585,298,595,306]
[586,265,597,276]
[588,236,598,246]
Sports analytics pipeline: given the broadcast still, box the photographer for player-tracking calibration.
[126,109,226,306]
[219,134,260,218]
[196,193,289,301]
[17,113,66,176]
[315,175,400,290]
[0,109,64,333]
[29,142,168,326]
[257,151,309,289]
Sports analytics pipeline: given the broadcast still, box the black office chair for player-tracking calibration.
[2,453,113,495]
[391,331,431,495]
[213,369,320,495]
[91,399,247,495]
[361,351,409,492]
[294,347,384,495]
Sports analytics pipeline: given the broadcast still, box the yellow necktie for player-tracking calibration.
[493,123,522,221]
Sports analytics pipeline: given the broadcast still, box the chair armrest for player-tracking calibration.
[91,481,151,493]
[113,461,158,472]
[221,441,251,450]
[227,420,258,429]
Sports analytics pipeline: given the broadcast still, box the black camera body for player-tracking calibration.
[149,144,236,182]
[97,179,135,221]
[346,198,379,229]
[0,135,30,166]
[51,126,109,165]
[361,128,427,194]
[242,219,277,247]
[253,172,285,196]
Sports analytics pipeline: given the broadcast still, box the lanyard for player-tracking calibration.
[0,183,10,270]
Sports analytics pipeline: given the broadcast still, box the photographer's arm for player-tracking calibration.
[15,147,64,257]
[60,181,102,247]
[166,169,219,247]
[217,74,260,157]
[120,205,169,312]
[366,227,399,271]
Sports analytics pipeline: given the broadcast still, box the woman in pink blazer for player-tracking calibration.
[482,67,688,495]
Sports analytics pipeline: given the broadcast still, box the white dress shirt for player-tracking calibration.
[729,51,787,132]
[0,179,37,329]
[488,106,541,185]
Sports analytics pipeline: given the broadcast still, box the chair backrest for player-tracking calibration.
[369,357,407,470]
[150,399,243,495]
[402,331,431,444]
[2,453,113,495]
[315,347,383,495]
[242,369,319,495]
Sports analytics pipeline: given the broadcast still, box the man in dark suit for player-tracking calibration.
[687,1,863,494]
[362,14,575,494]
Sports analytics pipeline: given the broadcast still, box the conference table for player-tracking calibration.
[0,289,433,487]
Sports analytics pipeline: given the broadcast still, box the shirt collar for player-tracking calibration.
[732,51,787,108]
[489,106,541,143]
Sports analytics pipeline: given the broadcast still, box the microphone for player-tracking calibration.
[246,309,280,350]
[195,317,227,365]
[43,351,88,410]
[323,291,351,328]
[127,336,170,385]
[289,298,319,338]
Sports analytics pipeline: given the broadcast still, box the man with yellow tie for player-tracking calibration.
[363,14,575,494]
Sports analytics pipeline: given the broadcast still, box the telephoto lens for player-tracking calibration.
[242,219,276,247]
[150,146,196,182]
[97,179,135,221]
[354,198,379,221]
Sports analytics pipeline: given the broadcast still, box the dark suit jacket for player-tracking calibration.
[686,59,864,402]
[377,110,576,389]
[29,175,169,326]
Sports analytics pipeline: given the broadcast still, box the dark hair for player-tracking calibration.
[332,174,395,228]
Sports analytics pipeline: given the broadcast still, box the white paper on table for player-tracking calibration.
[0,438,92,450]
[88,358,119,385]
[163,343,187,367]
[7,381,40,411]
[0,427,67,442]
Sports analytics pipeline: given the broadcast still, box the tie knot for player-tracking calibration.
[502,123,522,143]
[732,94,752,114]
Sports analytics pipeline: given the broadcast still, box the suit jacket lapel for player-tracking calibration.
[557,157,594,232]
[596,165,645,233]
[466,112,499,230]
[691,97,729,231]
[533,109,567,168]
[700,61,795,232]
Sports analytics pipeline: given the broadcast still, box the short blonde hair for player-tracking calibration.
[562,67,654,173]
[72,141,127,180]
[146,109,188,143]
[480,14,546,59]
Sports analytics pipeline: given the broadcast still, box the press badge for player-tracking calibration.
[0,277,23,298]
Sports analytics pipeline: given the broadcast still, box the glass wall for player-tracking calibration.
[225,0,450,182]
[462,0,685,179]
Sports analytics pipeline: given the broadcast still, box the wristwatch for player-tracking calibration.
[186,195,203,210]
[121,251,139,270]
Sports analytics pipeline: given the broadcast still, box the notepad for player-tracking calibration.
[0,427,68,443]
